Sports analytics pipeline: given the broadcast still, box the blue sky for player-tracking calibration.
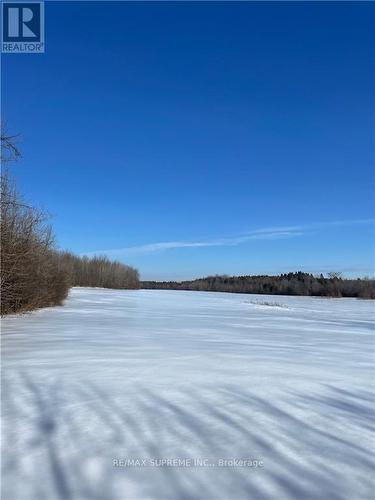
[3,1,374,280]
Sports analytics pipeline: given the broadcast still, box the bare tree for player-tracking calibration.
[1,132,70,314]
[1,124,21,163]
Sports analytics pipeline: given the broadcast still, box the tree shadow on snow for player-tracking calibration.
[2,373,375,500]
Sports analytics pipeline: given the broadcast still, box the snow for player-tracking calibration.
[1,288,374,500]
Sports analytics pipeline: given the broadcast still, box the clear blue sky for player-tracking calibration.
[3,1,374,280]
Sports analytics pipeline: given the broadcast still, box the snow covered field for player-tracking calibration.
[1,288,374,500]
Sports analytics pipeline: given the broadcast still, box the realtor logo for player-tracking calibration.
[2,2,44,53]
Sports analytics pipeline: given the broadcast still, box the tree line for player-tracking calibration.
[142,272,375,299]
[1,130,139,315]
[59,253,139,290]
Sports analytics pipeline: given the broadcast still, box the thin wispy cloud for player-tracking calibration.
[82,219,373,258]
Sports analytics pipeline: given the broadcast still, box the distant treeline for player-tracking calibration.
[1,131,139,315]
[142,272,375,299]
[60,253,139,290]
